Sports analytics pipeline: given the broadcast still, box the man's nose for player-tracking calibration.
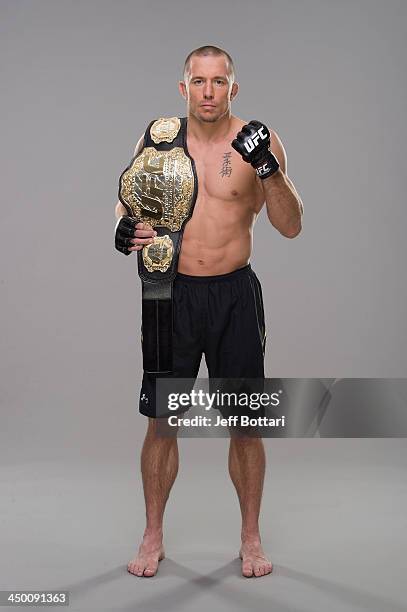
[203,82,214,99]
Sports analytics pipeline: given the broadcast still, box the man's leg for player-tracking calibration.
[127,418,179,577]
[128,273,204,577]
[228,432,272,577]
[203,266,271,577]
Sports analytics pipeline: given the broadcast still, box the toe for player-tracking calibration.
[143,566,157,577]
[242,562,254,577]
[127,562,137,575]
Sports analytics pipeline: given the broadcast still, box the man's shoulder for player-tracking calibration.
[233,115,278,134]
[232,116,248,130]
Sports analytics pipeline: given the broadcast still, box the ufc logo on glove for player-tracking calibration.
[243,126,269,153]
[231,120,280,179]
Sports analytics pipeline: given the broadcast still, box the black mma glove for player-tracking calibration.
[231,120,279,179]
[114,215,138,255]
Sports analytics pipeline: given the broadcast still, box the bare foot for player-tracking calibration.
[239,538,273,578]
[127,531,165,577]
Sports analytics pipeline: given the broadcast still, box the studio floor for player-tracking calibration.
[1,439,406,612]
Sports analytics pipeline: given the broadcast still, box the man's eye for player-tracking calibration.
[193,80,203,85]
[215,80,225,85]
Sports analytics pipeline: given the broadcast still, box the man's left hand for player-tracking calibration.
[232,120,280,180]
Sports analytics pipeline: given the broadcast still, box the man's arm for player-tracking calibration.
[257,130,304,238]
[232,122,304,239]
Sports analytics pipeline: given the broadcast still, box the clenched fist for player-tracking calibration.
[231,120,279,180]
[114,217,157,256]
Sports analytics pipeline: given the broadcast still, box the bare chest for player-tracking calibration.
[187,141,261,206]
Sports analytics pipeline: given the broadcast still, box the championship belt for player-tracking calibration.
[118,117,197,374]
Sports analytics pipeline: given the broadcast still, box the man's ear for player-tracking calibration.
[178,81,187,100]
[230,82,239,101]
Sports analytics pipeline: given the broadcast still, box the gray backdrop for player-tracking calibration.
[1,0,406,461]
[1,2,407,611]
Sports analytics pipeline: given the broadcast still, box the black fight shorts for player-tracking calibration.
[139,264,267,418]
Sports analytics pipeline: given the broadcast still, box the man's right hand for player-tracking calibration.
[114,216,157,256]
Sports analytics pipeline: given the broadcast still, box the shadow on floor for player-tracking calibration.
[55,557,404,612]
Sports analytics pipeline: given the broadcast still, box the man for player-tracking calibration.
[114,46,303,578]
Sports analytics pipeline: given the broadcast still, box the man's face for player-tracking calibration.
[179,55,238,123]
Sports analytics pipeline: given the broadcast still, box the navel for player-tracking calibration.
[231,190,238,196]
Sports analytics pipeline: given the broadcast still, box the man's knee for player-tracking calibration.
[229,431,265,455]
[228,424,263,442]
[146,416,179,440]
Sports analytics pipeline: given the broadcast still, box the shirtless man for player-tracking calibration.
[114,46,303,578]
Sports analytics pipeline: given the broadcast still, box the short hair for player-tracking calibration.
[183,45,235,82]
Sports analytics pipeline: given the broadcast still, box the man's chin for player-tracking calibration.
[196,111,222,123]
[199,116,219,123]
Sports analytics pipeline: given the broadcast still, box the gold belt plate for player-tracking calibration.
[119,147,195,232]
